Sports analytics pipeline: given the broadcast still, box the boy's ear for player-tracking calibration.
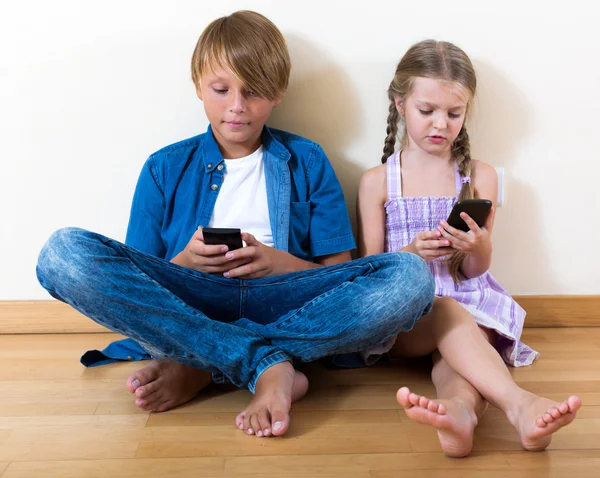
[393,94,404,116]
[195,84,203,101]
[273,93,283,107]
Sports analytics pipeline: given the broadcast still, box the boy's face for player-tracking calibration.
[196,65,282,159]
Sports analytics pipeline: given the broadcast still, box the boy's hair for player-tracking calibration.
[191,10,291,101]
[381,40,477,283]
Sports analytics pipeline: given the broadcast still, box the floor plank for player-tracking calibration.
[0,328,598,476]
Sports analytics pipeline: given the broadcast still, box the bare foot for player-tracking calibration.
[397,387,478,457]
[126,359,212,412]
[507,392,582,451]
[235,361,309,438]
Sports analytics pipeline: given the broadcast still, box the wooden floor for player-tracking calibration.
[0,328,599,478]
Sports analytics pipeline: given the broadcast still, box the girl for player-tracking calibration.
[358,39,581,456]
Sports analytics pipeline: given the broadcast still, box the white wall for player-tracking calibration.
[2,0,598,299]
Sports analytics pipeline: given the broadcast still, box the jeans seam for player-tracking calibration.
[103,236,238,287]
[248,263,374,289]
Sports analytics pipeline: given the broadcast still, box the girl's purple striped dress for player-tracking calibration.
[385,152,538,367]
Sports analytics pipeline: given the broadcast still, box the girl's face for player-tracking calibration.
[395,77,470,156]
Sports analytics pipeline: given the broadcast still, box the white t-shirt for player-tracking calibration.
[208,146,274,247]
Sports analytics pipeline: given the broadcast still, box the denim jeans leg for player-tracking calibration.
[239,252,435,390]
[36,227,290,390]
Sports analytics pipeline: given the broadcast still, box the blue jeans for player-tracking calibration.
[36,228,434,392]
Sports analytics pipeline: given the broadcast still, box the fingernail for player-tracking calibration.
[247,428,254,435]
[257,430,263,437]
[132,379,140,389]
[223,272,230,278]
[221,246,228,252]
[225,252,234,259]
[273,421,283,431]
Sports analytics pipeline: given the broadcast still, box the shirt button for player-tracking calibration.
[126,355,134,361]
[217,164,224,171]
[211,184,218,190]
[207,163,213,169]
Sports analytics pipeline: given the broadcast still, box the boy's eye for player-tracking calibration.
[419,110,432,115]
[449,113,461,119]
[213,88,227,94]
[246,90,257,97]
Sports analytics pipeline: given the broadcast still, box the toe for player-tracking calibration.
[256,409,271,438]
[135,379,160,398]
[235,412,246,430]
[408,393,421,407]
[127,363,160,393]
[549,407,562,419]
[542,412,554,424]
[249,414,261,437]
[418,396,429,408]
[270,408,289,437]
[568,396,582,413]
[396,387,412,408]
[243,412,253,435]
[536,416,548,428]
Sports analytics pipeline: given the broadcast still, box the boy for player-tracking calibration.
[36,11,434,438]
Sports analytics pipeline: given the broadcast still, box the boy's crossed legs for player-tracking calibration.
[37,227,434,437]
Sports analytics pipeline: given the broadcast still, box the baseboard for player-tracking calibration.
[1,296,599,335]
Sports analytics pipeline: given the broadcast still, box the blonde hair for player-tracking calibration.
[382,40,477,282]
[191,11,291,101]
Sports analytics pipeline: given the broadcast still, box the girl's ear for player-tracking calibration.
[393,94,404,116]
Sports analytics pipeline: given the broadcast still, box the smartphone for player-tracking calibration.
[446,199,492,232]
[201,227,244,251]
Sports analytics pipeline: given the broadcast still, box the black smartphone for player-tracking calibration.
[446,199,492,232]
[201,227,244,251]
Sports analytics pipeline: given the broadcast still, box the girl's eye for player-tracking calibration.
[246,91,257,97]
[419,110,432,115]
[449,113,461,119]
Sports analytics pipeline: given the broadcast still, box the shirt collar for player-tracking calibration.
[202,125,290,172]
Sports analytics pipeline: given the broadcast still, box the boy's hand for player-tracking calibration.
[222,232,292,279]
[406,230,454,262]
[173,229,251,273]
[437,207,495,256]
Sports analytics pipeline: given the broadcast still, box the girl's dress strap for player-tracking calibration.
[386,151,402,199]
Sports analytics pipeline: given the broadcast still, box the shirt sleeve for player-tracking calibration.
[307,145,356,257]
[125,156,167,258]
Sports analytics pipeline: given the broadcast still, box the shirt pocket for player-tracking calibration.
[289,201,311,259]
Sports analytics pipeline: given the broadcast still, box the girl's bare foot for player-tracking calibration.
[507,392,582,451]
[397,387,478,457]
[235,361,309,438]
[126,359,212,412]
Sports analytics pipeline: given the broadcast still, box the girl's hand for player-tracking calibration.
[406,230,455,262]
[438,207,495,255]
[174,229,251,273]
[221,232,295,279]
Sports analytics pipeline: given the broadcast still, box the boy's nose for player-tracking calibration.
[229,91,247,113]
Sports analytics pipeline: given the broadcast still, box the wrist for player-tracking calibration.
[171,250,191,268]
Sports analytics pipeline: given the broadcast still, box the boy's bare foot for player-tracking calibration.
[235,361,309,438]
[507,392,582,451]
[126,359,212,412]
[397,387,478,457]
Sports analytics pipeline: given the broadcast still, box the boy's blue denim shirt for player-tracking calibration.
[81,125,357,368]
